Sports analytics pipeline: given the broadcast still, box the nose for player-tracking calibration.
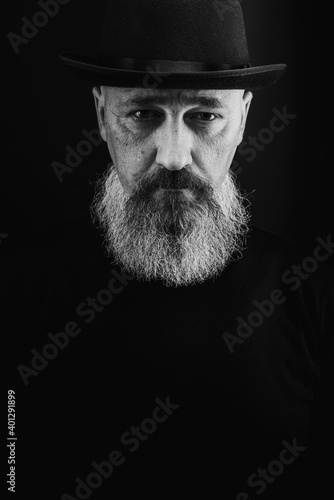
[155,119,193,171]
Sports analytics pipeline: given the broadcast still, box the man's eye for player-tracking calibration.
[193,112,217,122]
[133,110,160,120]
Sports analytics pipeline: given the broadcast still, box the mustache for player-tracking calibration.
[132,168,213,198]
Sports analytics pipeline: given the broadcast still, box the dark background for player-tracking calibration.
[2,0,331,256]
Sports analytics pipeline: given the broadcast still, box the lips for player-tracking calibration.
[153,184,193,190]
[135,169,210,200]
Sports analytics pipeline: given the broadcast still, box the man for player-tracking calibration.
[89,86,252,287]
[2,1,333,499]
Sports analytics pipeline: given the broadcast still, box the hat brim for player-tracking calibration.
[59,53,287,91]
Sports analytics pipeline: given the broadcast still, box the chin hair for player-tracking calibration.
[91,164,250,287]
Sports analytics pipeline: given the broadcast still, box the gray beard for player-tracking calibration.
[91,163,250,287]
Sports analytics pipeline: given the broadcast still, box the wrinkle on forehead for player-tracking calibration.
[101,86,244,110]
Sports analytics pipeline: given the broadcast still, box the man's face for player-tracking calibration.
[91,86,252,286]
[93,87,252,195]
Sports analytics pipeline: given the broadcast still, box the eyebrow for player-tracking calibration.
[121,93,224,109]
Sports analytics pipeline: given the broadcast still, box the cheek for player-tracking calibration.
[196,130,238,186]
[105,123,149,193]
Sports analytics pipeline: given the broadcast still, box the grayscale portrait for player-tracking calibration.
[3,1,333,499]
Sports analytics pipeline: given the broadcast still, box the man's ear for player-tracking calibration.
[238,90,253,145]
[92,86,107,142]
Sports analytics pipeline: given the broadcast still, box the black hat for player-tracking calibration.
[59,0,287,90]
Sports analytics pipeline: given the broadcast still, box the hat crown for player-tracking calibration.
[60,0,286,90]
[97,0,249,67]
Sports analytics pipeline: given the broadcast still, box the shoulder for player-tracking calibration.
[0,212,106,299]
[245,224,300,261]
[226,224,302,288]
[1,212,97,253]
[0,212,101,266]
[245,224,334,296]
[249,224,334,350]
[243,224,334,276]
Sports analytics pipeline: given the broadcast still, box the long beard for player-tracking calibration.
[91,163,250,287]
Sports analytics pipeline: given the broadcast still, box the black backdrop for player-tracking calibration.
[2,0,332,258]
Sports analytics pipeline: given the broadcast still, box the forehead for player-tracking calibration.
[103,87,243,109]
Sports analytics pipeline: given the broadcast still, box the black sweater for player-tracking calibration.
[2,214,333,499]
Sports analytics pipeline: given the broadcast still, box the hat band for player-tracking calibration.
[96,57,251,73]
